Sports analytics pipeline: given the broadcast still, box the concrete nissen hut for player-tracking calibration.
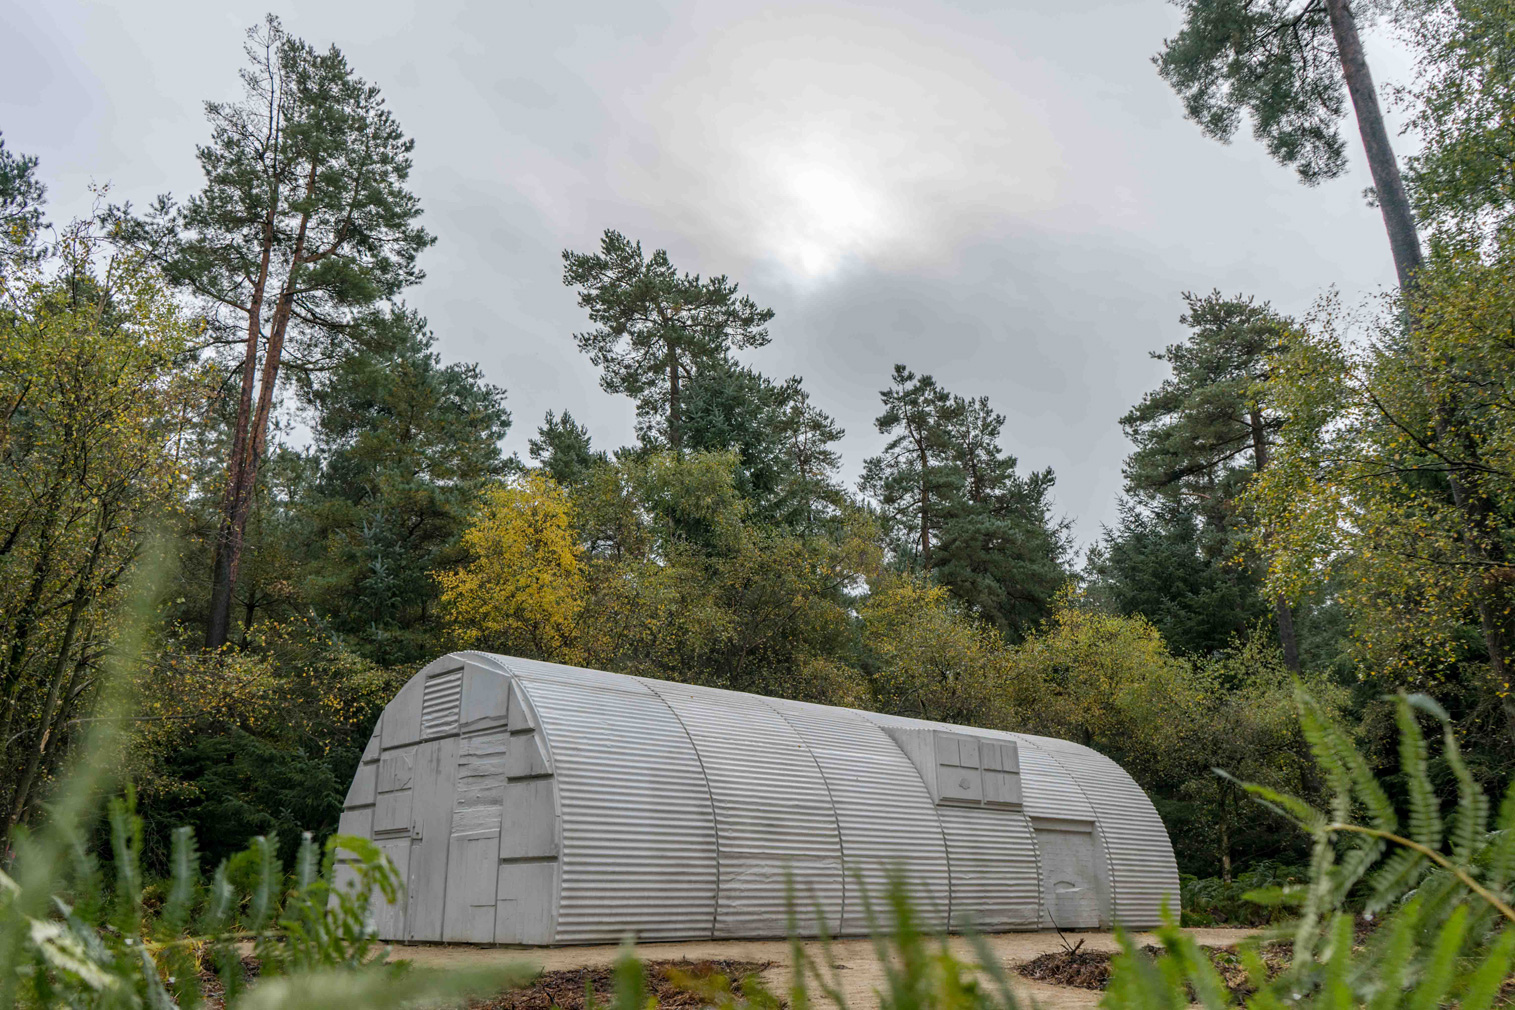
[339,653,1179,945]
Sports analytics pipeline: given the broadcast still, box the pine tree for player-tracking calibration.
[679,360,847,529]
[529,409,601,488]
[299,308,510,662]
[0,132,44,262]
[859,366,957,568]
[934,394,1069,639]
[561,230,772,451]
[120,16,433,649]
[1121,291,1301,668]
[1086,498,1270,657]
[1156,0,1423,294]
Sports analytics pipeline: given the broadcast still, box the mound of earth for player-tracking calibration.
[1015,943,1288,997]
[470,958,776,1010]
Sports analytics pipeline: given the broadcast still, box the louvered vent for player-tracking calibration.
[420,667,464,737]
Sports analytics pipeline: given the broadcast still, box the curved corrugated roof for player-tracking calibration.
[345,652,1180,945]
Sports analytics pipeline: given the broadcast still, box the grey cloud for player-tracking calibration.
[3,0,1404,548]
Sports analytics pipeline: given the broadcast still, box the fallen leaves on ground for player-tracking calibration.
[469,958,776,1010]
[1014,942,1289,998]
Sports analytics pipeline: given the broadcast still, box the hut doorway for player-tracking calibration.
[1033,822,1102,929]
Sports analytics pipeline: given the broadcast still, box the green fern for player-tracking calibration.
[1109,687,1515,1010]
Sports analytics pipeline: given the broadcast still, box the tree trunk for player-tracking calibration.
[1323,0,1424,291]
[3,526,101,837]
[1249,408,1301,670]
[668,353,681,452]
[205,168,312,649]
[919,441,932,569]
[1273,594,1302,671]
[205,205,277,650]
[1326,1,1515,734]
[1219,801,1232,884]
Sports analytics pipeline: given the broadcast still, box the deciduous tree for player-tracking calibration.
[437,471,584,659]
[0,215,204,838]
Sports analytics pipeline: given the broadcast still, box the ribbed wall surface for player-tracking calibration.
[644,680,844,938]
[1037,738,1179,928]
[1011,737,1097,823]
[935,805,1040,931]
[774,700,952,934]
[420,667,464,737]
[504,659,719,943]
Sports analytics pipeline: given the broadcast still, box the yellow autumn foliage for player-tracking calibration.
[437,470,586,659]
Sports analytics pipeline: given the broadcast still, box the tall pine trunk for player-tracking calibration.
[1325,0,1515,736]
[1250,408,1301,670]
[205,206,277,649]
[204,169,312,649]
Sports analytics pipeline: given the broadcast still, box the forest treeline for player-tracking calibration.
[3,0,1514,889]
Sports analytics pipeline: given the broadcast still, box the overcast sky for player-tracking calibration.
[2,0,1408,548]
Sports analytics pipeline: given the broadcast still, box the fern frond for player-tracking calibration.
[1364,895,1422,1010]
[1487,784,1515,892]
[1319,913,1354,1010]
[1404,903,1470,1010]
[294,832,320,892]
[1396,696,1441,850]
[1455,927,1515,1010]
[1441,723,1489,864]
[162,826,200,936]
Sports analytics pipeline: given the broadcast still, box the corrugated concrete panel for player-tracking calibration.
[1009,737,1096,824]
[642,680,844,938]
[1036,739,1179,929]
[501,658,719,944]
[779,702,951,934]
[935,805,1040,931]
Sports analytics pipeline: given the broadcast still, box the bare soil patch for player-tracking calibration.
[469,958,777,1010]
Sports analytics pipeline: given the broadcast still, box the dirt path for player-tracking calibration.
[391,928,1259,1010]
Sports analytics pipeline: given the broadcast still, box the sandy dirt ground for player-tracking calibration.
[390,928,1259,1010]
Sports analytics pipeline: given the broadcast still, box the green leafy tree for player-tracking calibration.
[299,308,511,663]
[1121,291,1302,668]
[123,15,434,649]
[570,451,876,700]
[1400,0,1515,240]
[1253,248,1515,745]
[0,217,204,841]
[1156,0,1424,294]
[561,230,773,451]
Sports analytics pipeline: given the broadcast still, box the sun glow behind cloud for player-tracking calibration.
[764,145,894,277]
[616,9,1065,283]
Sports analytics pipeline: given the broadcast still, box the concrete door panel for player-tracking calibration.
[1035,826,1101,929]
[372,838,411,939]
[405,736,460,941]
[443,829,501,942]
[496,861,556,944]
